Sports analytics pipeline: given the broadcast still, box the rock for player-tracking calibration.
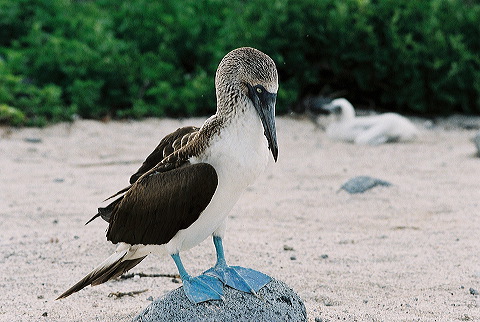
[444,115,480,130]
[133,278,307,322]
[340,176,392,194]
[473,131,480,156]
[23,137,42,143]
[469,288,479,296]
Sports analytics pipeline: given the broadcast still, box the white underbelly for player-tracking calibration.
[164,111,271,254]
[164,181,241,253]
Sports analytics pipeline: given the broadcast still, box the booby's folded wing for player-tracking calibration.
[85,126,199,225]
[106,162,218,246]
[129,126,199,184]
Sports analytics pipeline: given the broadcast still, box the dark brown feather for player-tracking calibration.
[129,126,199,184]
[85,195,124,225]
[85,126,199,225]
[107,162,218,245]
[91,256,145,285]
[56,254,146,300]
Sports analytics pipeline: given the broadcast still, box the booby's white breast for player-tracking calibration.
[164,104,271,254]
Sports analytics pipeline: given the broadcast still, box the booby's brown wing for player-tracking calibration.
[129,126,199,184]
[106,161,218,245]
[85,126,199,225]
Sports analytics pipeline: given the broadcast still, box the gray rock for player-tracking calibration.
[23,137,42,143]
[340,176,392,194]
[133,278,306,322]
[473,131,480,156]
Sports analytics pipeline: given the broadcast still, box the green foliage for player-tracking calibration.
[0,104,25,125]
[0,0,479,126]
[0,56,74,126]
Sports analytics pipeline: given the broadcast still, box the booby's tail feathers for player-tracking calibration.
[56,249,146,300]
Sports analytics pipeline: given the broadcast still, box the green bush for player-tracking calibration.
[0,104,25,125]
[0,56,74,126]
[0,0,479,126]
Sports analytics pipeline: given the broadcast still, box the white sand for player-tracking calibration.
[0,115,479,321]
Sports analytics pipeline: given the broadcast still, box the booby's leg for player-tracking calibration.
[203,236,271,294]
[171,254,223,303]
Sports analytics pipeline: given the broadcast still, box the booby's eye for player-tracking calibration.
[245,83,269,103]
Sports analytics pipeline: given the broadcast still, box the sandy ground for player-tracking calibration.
[0,114,479,321]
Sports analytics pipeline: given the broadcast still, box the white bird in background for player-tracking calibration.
[321,98,419,145]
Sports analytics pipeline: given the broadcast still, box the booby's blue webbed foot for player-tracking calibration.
[171,254,223,304]
[204,264,271,294]
[181,274,224,303]
[204,236,271,294]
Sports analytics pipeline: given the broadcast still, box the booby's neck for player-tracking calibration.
[333,98,356,121]
[215,82,247,116]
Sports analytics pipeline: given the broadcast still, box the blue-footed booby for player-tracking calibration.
[57,47,278,304]
[321,98,418,145]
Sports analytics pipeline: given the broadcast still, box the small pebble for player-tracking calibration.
[37,295,44,299]
[290,256,296,260]
[469,288,479,295]
[473,131,480,156]
[315,318,323,322]
[133,274,140,281]
[340,176,392,194]
[171,278,180,283]
[321,254,328,259]
[147,296,154,301]
[24,137,42,143]
[283,245,294,251]
[423,120,434,129]
[42,312,47,317]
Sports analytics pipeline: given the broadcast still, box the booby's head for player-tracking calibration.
[215,47,279,162]
[321,98,356,121]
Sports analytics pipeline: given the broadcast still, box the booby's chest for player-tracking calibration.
[194,109,271,189]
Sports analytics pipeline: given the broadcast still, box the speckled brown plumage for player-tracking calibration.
[129,126,199,184]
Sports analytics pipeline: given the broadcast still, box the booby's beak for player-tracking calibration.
[321,103,341,114]
[247,83,278,162]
